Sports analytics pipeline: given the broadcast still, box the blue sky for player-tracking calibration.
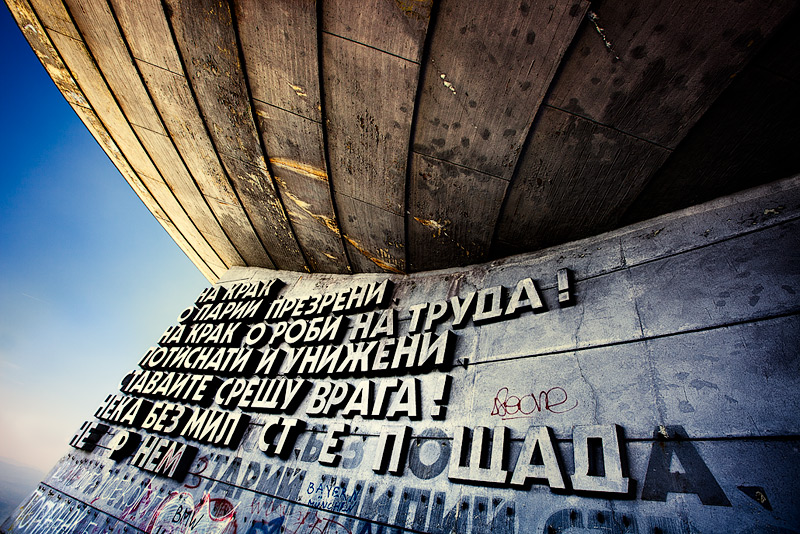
[0,5,209,474]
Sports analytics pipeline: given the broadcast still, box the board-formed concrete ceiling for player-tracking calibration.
[7,0,799,281]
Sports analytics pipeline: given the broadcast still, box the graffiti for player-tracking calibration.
[246,486,515,534]
[306,480,361,513]
[239,471,517,534]
[185,455,211,489]
[9,437,742,534]
[490,386,577,420]
[89,473,159,523]
[249,496,292,522]
[9,261,800,534]
[247,517,285,534]
[5,488,126,534]
[248,510,352,534]
[49,455,112,497]
[147,492,237,534]
[49,457,85,488]
[247,497,353,534]
[283,509,352,534]
[42,456,170,531]
[120,478,159,523]
[9,484,770,534]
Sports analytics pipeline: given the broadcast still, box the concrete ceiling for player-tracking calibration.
[7,0,799,281]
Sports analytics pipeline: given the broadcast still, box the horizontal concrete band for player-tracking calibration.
[4,177,799,534]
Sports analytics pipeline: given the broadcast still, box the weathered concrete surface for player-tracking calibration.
[3,177,799,534]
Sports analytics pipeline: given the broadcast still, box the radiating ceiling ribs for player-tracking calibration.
[494,0,796,256]
[162,0,307,272]
[406,0,589,271]
[314,0,354,275]
[621,9,800,224]
[228,0,312,273]
[73,0,255,273]
[401,0,442,276]
[319,0,434,274]
[108,0,276,272]
[18,0,226,281]
[7,0,798,276]
[51,0,230,278]
[235,0,350,274]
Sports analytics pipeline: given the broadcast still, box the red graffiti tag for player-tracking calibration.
[146,492,237,534]
[183,456,210,489]
[284,510,351,534]
[490,386,578,420]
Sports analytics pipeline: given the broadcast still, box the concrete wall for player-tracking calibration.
[3,177,799,534]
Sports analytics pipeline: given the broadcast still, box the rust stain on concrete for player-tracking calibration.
[413,217,471,256]
[270,158,329,182]
[289,83,307,97]
[342,235,405,274]
[279,187,341,236]
[413,216,450,237]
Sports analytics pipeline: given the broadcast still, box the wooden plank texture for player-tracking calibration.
[107,0,182,73]
[7,0,219,281]
[127,58,274,268]
[237,0,349,273]
[496,0,794,258]
[134,126,246,266]
[27,0,80,39]
[320,1,431,274]
[410,0,588,179]
[20,0,228,277]
[11,0,799,280]
[8,0,89,109]
[63,0,164,133]
[321,0,433,62]
[408,154,507,271]
[621,14,800,223]
[71,107,220,282]
[44,27,228,275]
[543,0,795,148]
[236,0,321,122]
[322,15,426,274]
[252,101,349,273]
[66,0,248,269]
[336,196,405,274]
[406,0,588,268]
[164,0,307,271]
[495,107,670,253]
[624,67,800,224]
[323,35,419,215]
[112,0,276,268]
